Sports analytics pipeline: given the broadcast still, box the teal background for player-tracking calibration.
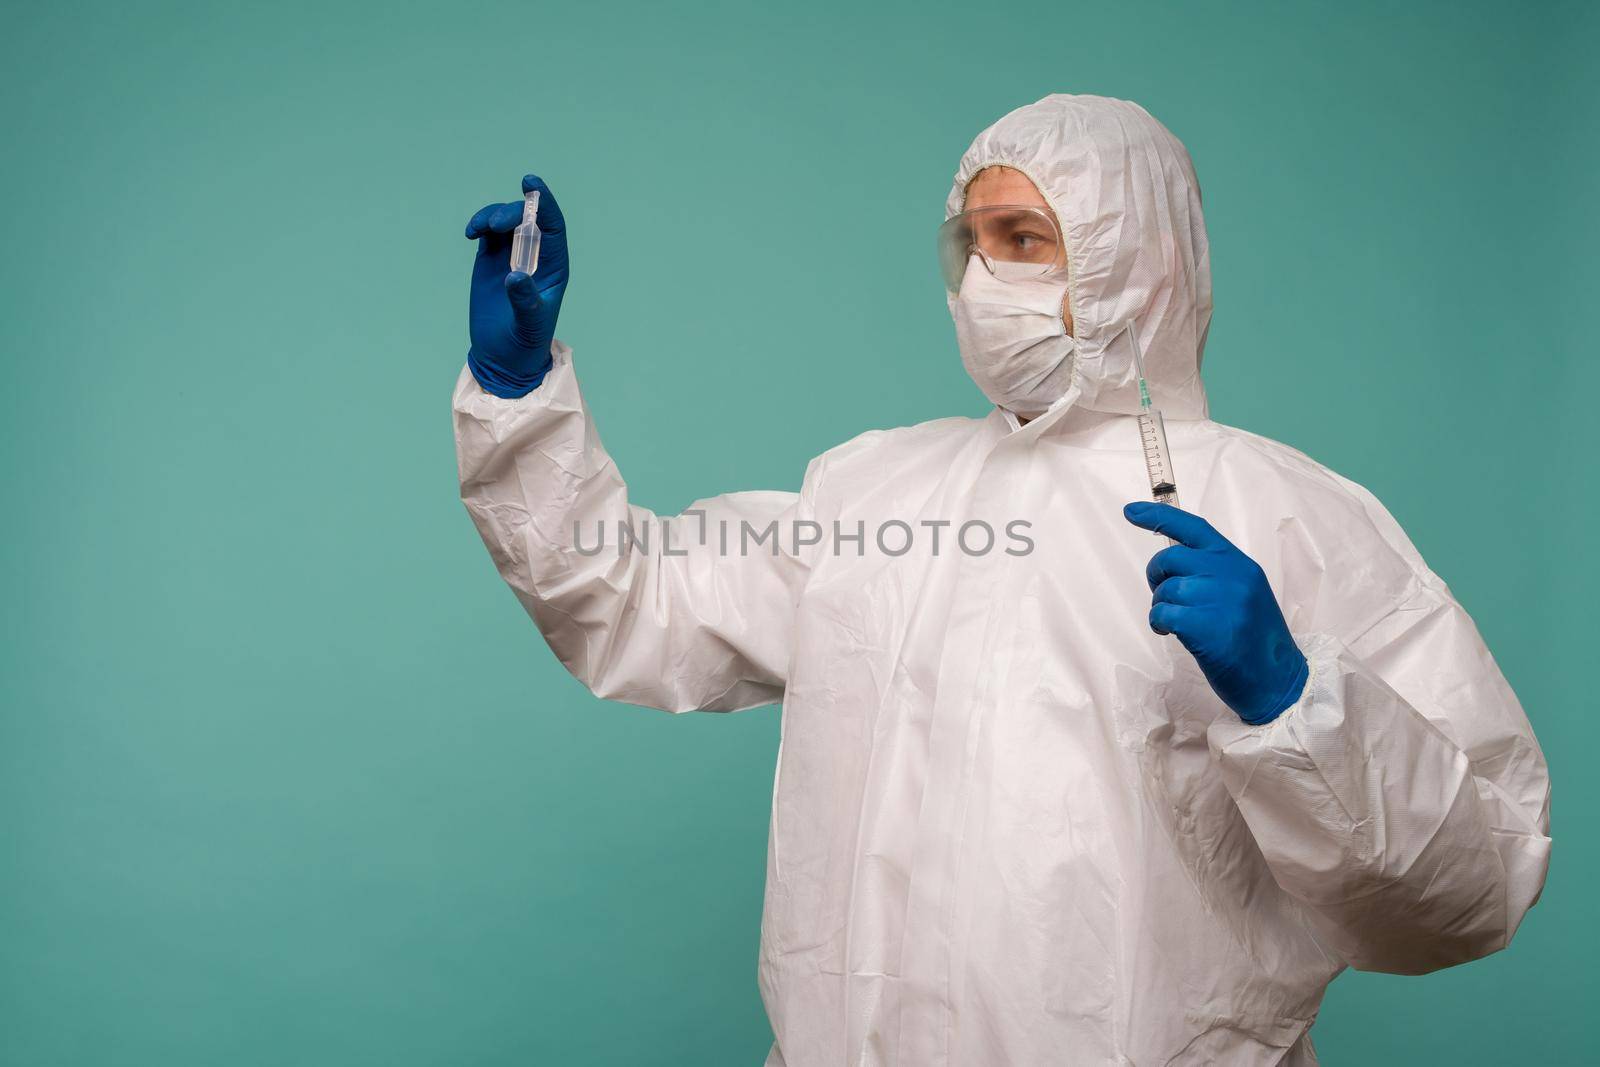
[2,0,1593,1062]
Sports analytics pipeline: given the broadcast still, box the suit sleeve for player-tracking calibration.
[1207,511,1551,975]
[453,342,815,713]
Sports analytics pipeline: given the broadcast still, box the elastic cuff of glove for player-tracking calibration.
[1238,652,1310,727]
[468,353,549,399]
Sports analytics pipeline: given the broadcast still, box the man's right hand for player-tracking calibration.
[464,174,569,398]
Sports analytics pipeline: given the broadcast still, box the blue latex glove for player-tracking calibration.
[1124,502,1309,725]
[464,174,569,398]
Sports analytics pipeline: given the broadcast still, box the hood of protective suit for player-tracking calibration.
[947,94,1212,420]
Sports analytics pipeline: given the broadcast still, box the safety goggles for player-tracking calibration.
[938,204,1066,292]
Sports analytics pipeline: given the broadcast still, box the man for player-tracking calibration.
[452,95,1550,1065]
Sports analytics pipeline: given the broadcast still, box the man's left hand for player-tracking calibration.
[1123,502,1308,725]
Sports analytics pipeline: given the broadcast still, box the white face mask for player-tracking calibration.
[949,257,1075,418]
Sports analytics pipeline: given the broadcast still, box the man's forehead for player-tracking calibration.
[965,165,1048,209]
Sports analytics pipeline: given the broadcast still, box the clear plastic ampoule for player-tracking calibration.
[510,189,541,276]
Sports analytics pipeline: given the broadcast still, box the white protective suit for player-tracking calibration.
[454,95,1551,1065]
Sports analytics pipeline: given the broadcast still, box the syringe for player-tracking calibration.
[510,189,542,276]
[1127,319,1180,543]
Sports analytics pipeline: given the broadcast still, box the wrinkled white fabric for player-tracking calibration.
[950,256,1076,417]
[454,94,1550,1066]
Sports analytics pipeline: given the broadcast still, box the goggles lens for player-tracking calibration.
[938,205,1064,292]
